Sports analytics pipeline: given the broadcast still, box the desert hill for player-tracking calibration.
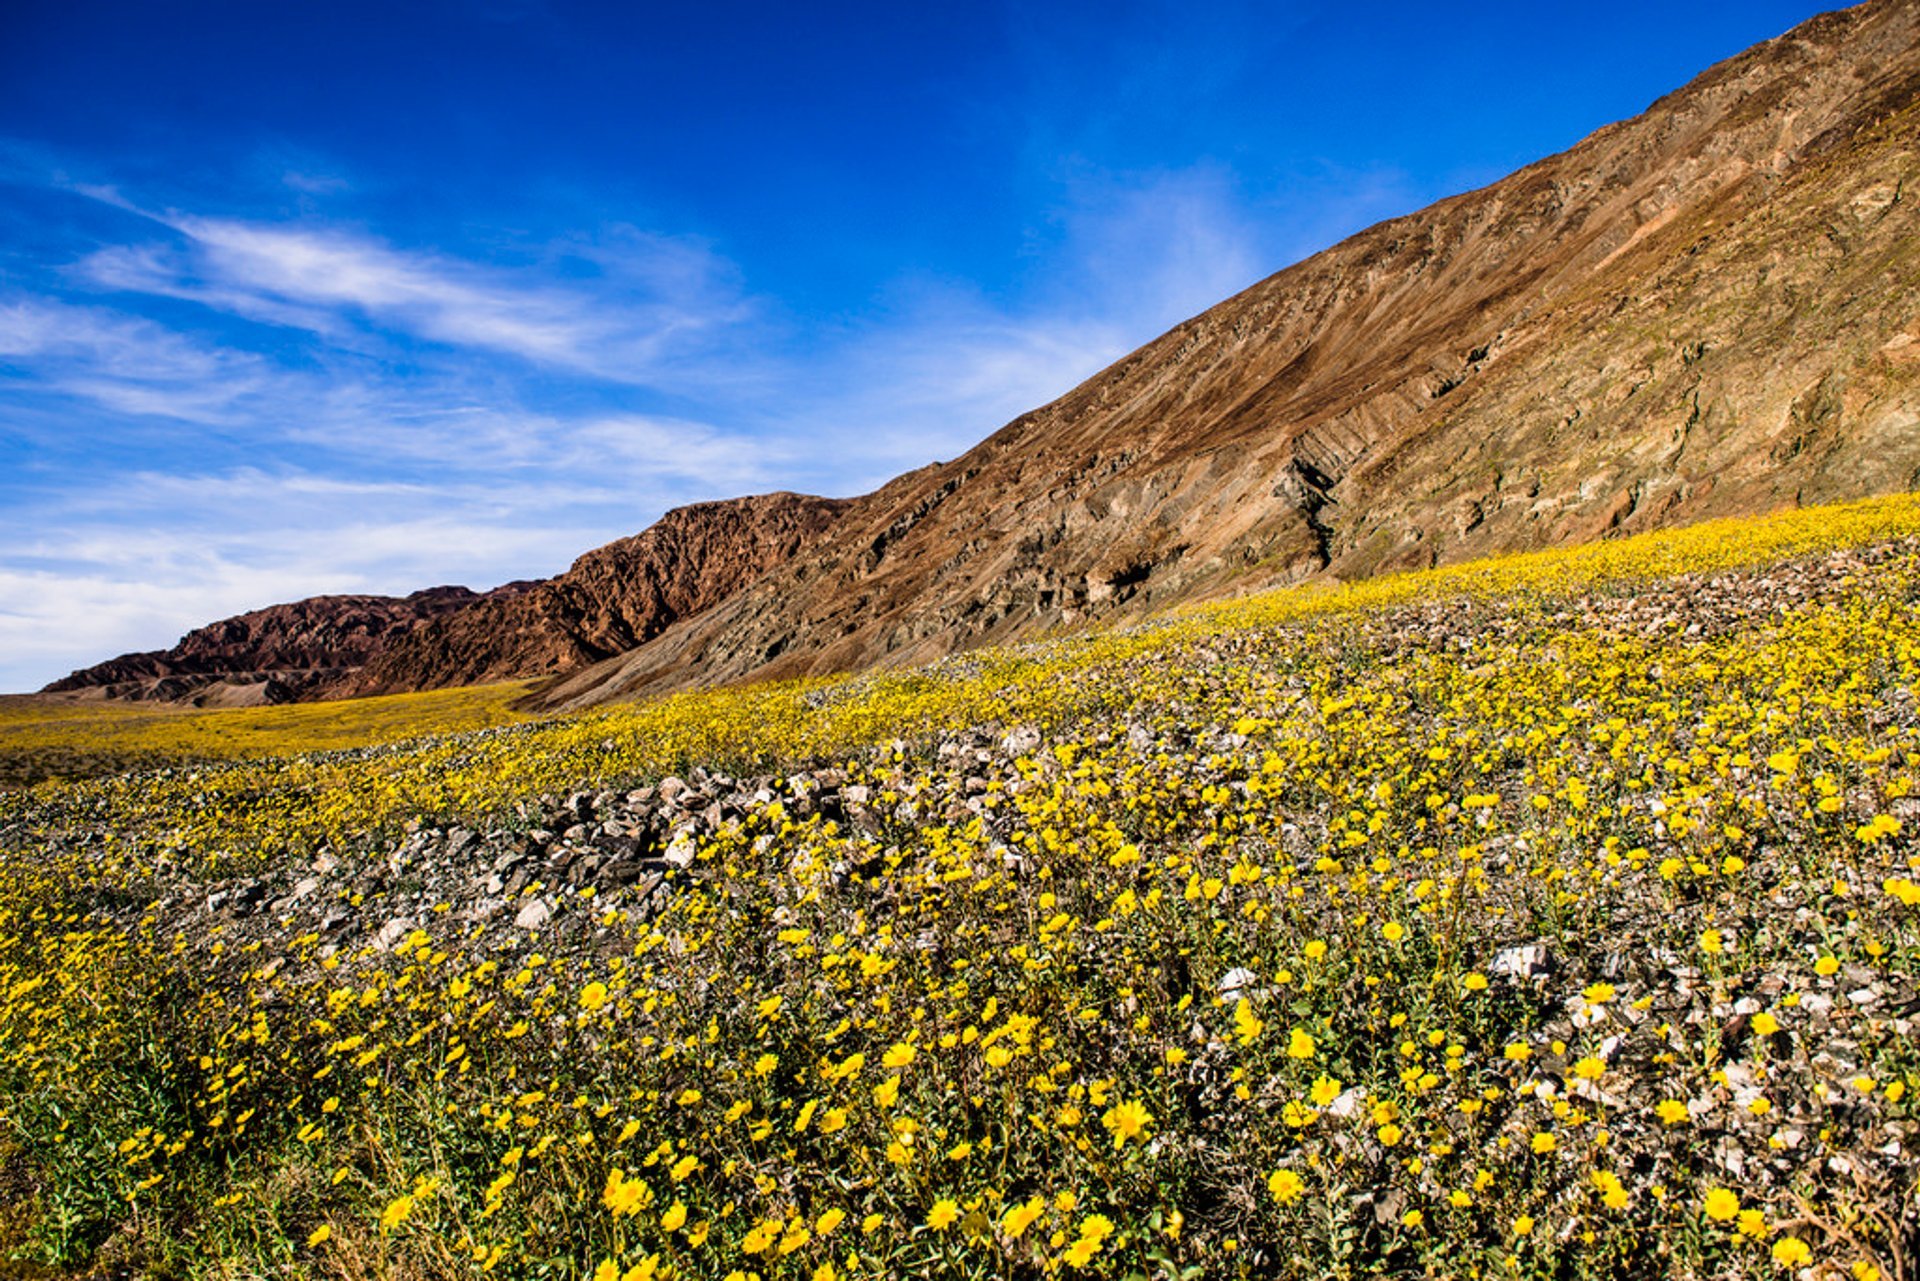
[534,0,1920,711]
[40,585,498,708]
[334,492,850,696]
[46,0,1920,710]
[44,493,847,705]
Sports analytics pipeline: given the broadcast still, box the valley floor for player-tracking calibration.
[0,682,537,791]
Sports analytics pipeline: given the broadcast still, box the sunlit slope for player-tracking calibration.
[0,491,1917,1279]
[527,0,1920,713]
[0,681,538,790]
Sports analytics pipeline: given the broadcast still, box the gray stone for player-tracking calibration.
[1218,967,1260,1000]
[374,917,417,950]
[1002,725,1042,755]
[1492,943,1556,982]
[663,830,699,869]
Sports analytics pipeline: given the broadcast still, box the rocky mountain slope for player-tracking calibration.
[48,2,1920,713]
[46,493,849,706]
[533,0,1920,711]
[40,586,497,707]
[334,492,850,696]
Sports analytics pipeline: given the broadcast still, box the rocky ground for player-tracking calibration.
[2,526,1918,1279]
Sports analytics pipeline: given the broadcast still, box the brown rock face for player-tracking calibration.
[333,492,851,696]
[43,587,493,707]
[535,0,1920,712]
[48,492,847,707]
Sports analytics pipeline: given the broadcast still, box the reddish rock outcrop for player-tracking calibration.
[43,587,500,707]
[49,493,850,706]
[331,492,851,696]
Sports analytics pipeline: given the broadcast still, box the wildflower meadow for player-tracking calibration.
[2,494,1918,1279]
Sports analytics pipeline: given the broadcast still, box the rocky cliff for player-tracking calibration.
[533,0,1920,711]
[49,493,850,706]
[42,586,497,707]
[334,492,850,696]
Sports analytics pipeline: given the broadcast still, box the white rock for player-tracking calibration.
[1491,944,1553,982]
[1327,1088,1366,1119]
[1002,725,1042,755]
[374,917,417,950]
[515,898,553,931]
[664,831,699,869]
[1219,967,1259,999]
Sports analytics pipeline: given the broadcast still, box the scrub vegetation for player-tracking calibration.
[3,493,1918,1279]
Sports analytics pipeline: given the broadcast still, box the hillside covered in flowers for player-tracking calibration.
[3,494,1918,1279]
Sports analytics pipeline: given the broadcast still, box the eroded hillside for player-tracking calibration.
[539,0,1920,711]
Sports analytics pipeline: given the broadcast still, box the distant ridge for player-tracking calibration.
[332,492,850,697]
[44,493,849,705]
[41,586,506,708]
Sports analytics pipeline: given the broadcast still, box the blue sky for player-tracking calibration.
[0,0,1828,692]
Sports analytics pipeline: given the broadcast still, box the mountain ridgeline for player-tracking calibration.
[41,587,501,708]
[333,493,851,697]
[46,0,1920,710]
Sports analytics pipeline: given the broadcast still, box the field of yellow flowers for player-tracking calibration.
[0,680,537,790]
[2,493,1918,1280]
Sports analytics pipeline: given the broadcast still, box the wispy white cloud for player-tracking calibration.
[0,522,565,693]
[182,217,615,361]
[0,296,209,372]
[75,241,358,338]
[1041,164,1270,324]
[64,190,759,382]
[0,563,350,687]
[564,415,782,491]
[0,445,804,691]
[788,301,1126,482]
[0,476,630,691]
[766,163,1279,483]
[281,169,351,196]
[0,295,282,424]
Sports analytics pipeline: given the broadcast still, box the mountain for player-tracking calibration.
[46,1,1920,713]
[333,492,850,696]
[45,493,849,706]
[41,586,500,707]
[531,0,1920,712]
